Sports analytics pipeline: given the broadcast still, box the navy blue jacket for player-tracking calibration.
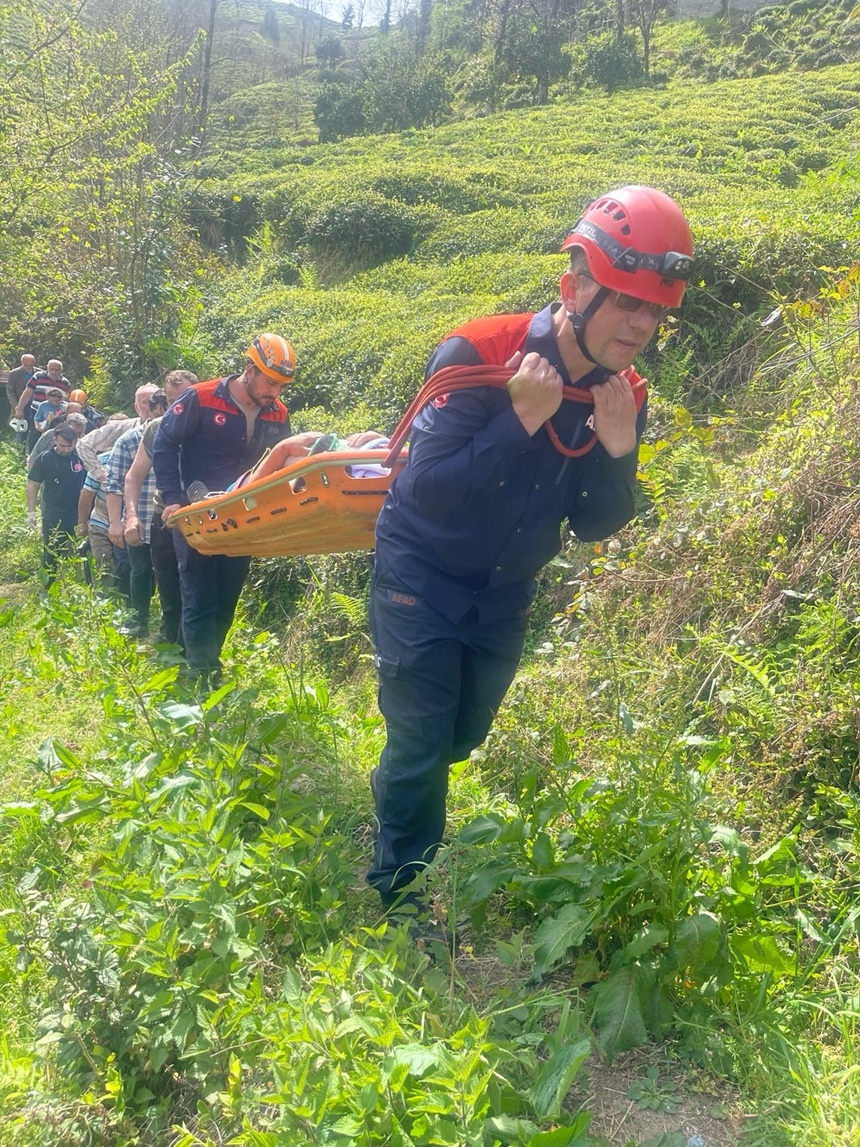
[152,376,290,507]
[375,304,647,623]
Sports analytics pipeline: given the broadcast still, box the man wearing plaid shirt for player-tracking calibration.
[105,391,167,637]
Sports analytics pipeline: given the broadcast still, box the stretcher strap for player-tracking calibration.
[383,364,646,468]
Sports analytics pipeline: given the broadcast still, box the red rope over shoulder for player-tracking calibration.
[383,364,646,469]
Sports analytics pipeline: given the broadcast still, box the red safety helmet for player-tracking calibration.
[561,186,694,308]
[246,333,296,383]
[69,388,87,404]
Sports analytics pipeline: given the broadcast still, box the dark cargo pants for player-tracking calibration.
[150,512,183,646]
[367,570,529,899]
[171,529,251,675]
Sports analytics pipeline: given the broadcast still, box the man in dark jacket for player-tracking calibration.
[26,423,86,584]
[367,185,695,919]
[6,354,38,452]
[153,334,296,684]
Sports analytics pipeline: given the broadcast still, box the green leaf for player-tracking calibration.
[619,924,669,964]
[570,951,601,988]
[592,965,649,1061]
[140,667,180,692]
[202,681,237,710]
[388,1044,440,1076]
[1,802,40,817]
[672,912,721,971]
[552,724,572,767]
[327,1116,362,1137]
[732,933,795,975]
[54,797,109,826]
[460,814,506,844]
[533,903,592,975]
[526,1039,590,1120]
[483,1114,540,1143]
[37,738,81,773]
[531,832,555,872]
[157,701,204,728]
[464,863,519,904]
[795,909,826,944]
[527,1111,591,1145]
[241,802,271,821]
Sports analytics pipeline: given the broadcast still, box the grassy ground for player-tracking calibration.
[3,278,860,1144]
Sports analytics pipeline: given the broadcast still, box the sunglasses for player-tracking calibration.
[580,273,671,322]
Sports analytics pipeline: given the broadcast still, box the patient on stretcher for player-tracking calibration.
[187,431,392,502]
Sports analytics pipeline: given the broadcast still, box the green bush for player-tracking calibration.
[301,193,425,279]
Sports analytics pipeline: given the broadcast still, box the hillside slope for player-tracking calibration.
[188,65,860,428]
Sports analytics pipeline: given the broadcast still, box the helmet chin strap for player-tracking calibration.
[567,285,610,369]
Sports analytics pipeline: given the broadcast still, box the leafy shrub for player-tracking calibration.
[371,170,510,213]
[301,193,424,279]
[459,734,808,1059]
[6,690,358,1123]
[314,81,367,144]
[577,31,644,94]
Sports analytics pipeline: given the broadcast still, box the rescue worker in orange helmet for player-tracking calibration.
[368,186,694,926]
[153,334,309,686]
[67,387,106,432]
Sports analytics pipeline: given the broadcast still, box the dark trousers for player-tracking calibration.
[112,544,131,599]
[150,513,183,645]
[367,570,529,898]
[41,514,76,584]
[172,529,251,673]
[127,541,153,629]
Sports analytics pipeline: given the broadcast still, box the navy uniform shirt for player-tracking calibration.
[375,303,647,624]
[27,447,85,518]
[152,376,290,507]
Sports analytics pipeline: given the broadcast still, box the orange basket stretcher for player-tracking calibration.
[167,448,406,558]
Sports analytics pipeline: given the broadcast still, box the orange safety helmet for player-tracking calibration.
[69,388,88,404]
[245,333,296,383]
[561,185,694,309]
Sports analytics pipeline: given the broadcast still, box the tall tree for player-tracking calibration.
[199,0,218,135]
[0,0,200,380]
[629,0,669,77]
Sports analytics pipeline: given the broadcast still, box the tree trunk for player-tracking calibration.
[199,0,218,137]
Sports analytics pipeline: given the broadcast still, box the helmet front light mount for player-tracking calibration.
[561,186,694,309]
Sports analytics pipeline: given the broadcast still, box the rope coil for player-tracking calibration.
[383,363,646,468]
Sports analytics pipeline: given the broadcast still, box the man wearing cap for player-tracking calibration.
[153,335,299,683]
[367,186,695,920]
[26,423,86,584]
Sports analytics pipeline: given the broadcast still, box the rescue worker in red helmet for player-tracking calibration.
[153,333,308,686]
[368,185,694,929]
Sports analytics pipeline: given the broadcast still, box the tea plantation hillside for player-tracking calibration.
[2,61,860,1147]
[189,64,859,428]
